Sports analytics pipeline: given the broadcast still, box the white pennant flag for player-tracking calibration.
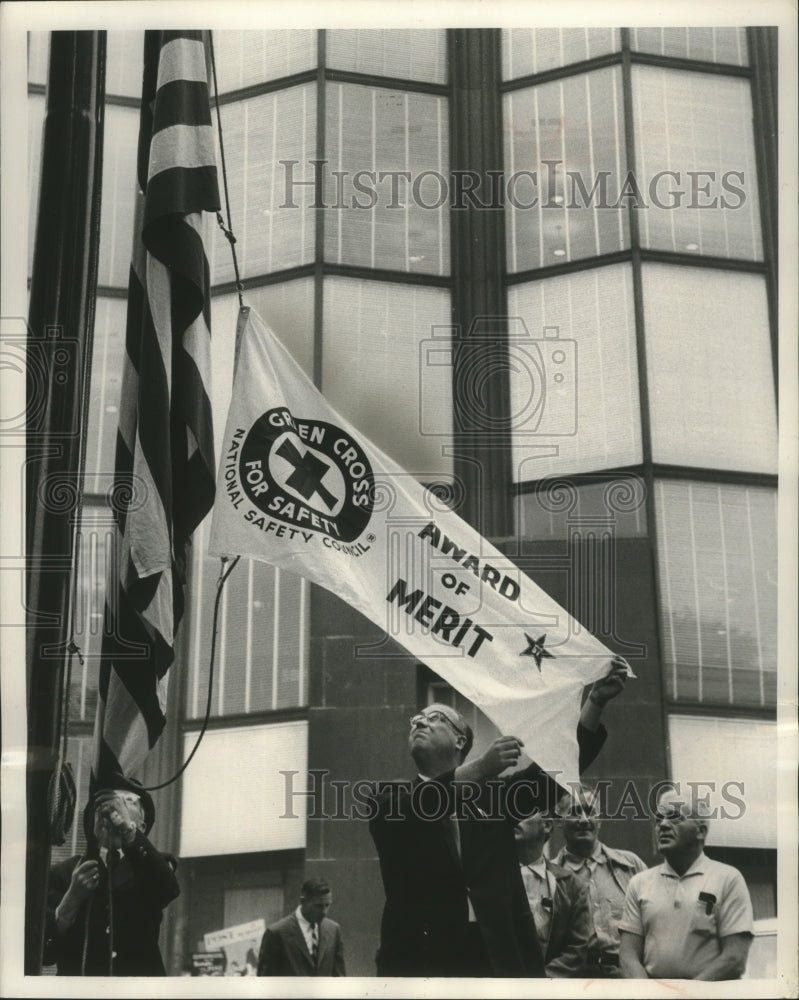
[210,306,616,784]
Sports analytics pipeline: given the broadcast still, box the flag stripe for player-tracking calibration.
[149,123,217,180]
[157,35,209,88]
[150,81,214,132]
[93,30,219,788]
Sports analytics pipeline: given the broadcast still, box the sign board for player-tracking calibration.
[203,918,266,976]
[191,951,225,976]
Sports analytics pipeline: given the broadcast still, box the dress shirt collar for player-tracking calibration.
[295,905,317,933]
[562,840,605,868]
[522,856,548,879]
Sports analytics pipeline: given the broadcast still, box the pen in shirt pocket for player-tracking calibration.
[698,891,717,915]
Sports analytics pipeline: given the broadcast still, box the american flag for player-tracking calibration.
[92,30,220,783]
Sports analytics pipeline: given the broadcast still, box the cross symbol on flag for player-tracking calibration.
[521,633,554,671]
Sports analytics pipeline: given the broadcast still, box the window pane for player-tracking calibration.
[322,277,452,478]
[505,68,629,272]
[28,31,50,85]
[656,481,777,707]
[179,722,308,855]
[642,265,776,473]
[517,477,647,539]
[631,27,748,66]
[324,83,449,275]
[85,297,127,493]
[28,92,45,278]
[70,507,117,722]
[633,67,762,260]
[210,283,314,454]
[212,85,316,283]
[211,30,316,93]
[668,716,776,849]
[106,31,145,98]
[508,264,642,480]
[185,529,308,718]
[327,29,446,83]
[502,28,621,79]
[98,104,139,289]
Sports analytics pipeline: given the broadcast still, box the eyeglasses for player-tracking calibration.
[409,710,465,738]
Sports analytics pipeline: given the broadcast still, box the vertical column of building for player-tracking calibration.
[447,29,513,539]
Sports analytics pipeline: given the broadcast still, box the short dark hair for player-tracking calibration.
[300,877,331,900]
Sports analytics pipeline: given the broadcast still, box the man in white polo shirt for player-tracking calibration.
[619,785,753,980]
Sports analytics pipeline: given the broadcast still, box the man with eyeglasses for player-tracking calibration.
[368,656,630,978]
[619,786,753,980]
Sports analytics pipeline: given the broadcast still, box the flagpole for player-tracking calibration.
[25,30,106,974]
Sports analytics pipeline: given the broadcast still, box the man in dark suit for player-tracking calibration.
[257,878,346,976]
[369,656,629,978]
[515,811,591,976]
[43,774,179,976]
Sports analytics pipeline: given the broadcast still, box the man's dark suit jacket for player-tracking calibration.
[369,722,606,978]
[257,913,346,976]
[43,833,180,976]
[539,858,592,977]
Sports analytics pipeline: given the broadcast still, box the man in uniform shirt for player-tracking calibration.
[515,811,591,976]
[553,782,646,977]
[619,786,753,980]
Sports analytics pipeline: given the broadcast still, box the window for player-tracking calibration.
[105,31,147,97]
[98,105,140,288]
[643,266,776,473]
[668,715,777,847]
[501,28,621,79]
[213,86,317,280]
[656,481,777,707]
[508,264,642,480]
[632,67,762,260]
[504,68,629,272]
[516,477,648,539]
[322,277,452,476]
[324,83,450,274]
[630,27,748,66]
[327,29,446,83]
[179,722,309,856]
[27,91,45,276]
[212,29,316,92]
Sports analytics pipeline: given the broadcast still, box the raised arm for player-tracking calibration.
[579,655,630,734]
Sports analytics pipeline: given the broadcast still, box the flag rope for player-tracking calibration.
[138,555,240,792]
[208,31,244,310]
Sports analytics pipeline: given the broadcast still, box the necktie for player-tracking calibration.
[310,922,319,967]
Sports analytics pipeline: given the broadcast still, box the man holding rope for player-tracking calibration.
[43,774,179,976]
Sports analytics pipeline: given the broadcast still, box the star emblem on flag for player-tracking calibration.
[521,633,554,671]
